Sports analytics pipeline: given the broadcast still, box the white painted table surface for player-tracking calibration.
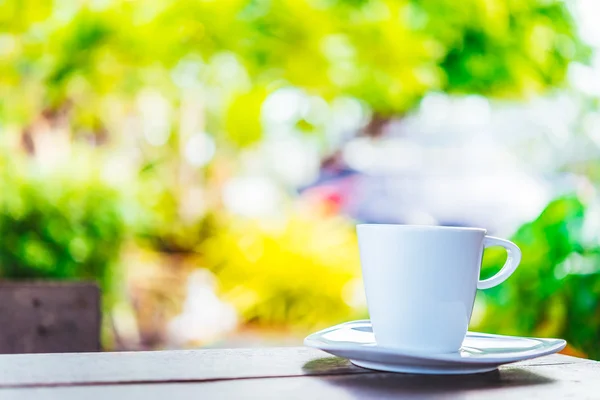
[0,347,597,399]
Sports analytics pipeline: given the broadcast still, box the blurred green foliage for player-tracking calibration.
[0,155,126,299]
[0,0,585,140]
[477,196,600,358]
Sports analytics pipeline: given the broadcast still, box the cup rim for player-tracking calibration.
[356,223,486,233]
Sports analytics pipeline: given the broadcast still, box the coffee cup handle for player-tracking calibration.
[477,236,521,290]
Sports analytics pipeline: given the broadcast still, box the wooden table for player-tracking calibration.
[0,347,597,399]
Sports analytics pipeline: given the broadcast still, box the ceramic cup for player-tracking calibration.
[356,224,521,354]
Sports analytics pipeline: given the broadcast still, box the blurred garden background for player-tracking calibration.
[1,0,600,358]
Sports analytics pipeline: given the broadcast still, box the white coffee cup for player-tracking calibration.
[357,224,521,354]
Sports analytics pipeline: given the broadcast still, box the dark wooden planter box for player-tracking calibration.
[0,281,101,354]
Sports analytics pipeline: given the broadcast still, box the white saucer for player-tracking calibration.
[304,320,566,375]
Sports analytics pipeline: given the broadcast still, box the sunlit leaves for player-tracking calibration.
[225,87,267,147]
[201,213,362,328]
[0,0,584,141]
